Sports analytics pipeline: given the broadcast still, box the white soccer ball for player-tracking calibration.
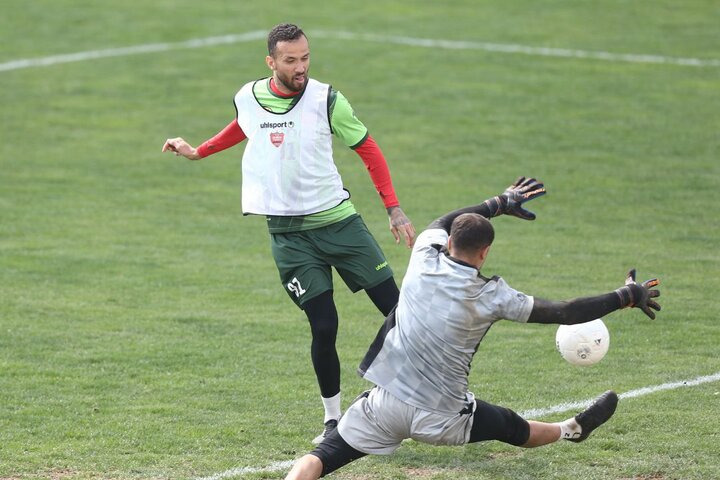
[555,319,610,366]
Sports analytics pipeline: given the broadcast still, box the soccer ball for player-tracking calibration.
[555,319,610,366]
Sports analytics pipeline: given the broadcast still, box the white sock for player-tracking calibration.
[556,417,582,441]
[322,392,341,423]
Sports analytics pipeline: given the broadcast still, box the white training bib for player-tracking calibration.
[234,78,349,215]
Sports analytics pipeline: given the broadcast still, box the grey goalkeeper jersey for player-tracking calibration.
[360,228,534,415]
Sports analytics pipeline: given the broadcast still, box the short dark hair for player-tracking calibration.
[267,23,306,56]
[449,213,495,254]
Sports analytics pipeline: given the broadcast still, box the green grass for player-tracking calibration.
[1,1,719,479]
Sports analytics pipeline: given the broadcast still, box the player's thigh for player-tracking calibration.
[270,232,333,307]
[410,409,473,446]
[468,399,530,446]
[337,388,410,455]
[320,215,393,292]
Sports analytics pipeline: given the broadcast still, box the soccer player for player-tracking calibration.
[284,177,661,479]
[161,23,415,443]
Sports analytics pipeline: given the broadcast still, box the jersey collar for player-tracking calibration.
[269,77,304,98]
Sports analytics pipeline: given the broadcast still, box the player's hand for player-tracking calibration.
[500,176,546,220]
[162,137,201,160]
[388,206,416,248]
[615,268,661,319]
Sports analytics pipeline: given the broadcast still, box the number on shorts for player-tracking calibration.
[287,277,307,298]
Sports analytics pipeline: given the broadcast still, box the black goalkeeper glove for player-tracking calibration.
[499,176,546,220]
[614,269,661,319]
[479,176,546,219]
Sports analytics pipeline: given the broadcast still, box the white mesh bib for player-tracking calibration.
[234,79,349,215]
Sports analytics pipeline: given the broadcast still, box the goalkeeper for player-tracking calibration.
[284,177,661,479]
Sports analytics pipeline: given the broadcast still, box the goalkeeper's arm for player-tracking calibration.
[529,293,623,325]
[528,269,661,325]
[429,177,546,233]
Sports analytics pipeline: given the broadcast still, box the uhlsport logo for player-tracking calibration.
[260,121,295,129]
[263,121,294,147]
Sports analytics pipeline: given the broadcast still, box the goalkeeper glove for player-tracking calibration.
[500,176,547,220]
[614,269,661,319]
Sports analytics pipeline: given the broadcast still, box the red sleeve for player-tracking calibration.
[354,135,400,209]
[196,120,247,158]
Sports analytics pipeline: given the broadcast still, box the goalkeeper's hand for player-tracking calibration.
[500,176,546,220]
[614,269,661,319]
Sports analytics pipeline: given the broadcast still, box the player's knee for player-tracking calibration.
[505,416,531,446]
[304,291,339,343]
[285,454,323,480]
[469,401,530,446]
[309,318,338,345]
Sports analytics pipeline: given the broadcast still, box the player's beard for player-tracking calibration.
[276,69,308,93]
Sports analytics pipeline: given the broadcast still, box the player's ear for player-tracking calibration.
[478,245,491,263]
[265,55,275,71]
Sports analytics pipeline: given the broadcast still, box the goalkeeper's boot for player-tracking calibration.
[312,418,338,445]
[567,390,618,442]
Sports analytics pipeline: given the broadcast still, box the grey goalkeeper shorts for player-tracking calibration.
[337,387,475,455]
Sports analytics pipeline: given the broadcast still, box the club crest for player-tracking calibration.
[270,132,284,147]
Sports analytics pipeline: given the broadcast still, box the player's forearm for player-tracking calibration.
[428,196,506,233]
[528,292,622,325]
[354,135,399,208]
[196,120,247,158]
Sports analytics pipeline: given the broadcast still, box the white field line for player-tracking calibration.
[0,31,266,72]
[193,460,294,480]
[313,30,720,68]
[519,371,720,419]
[2,30,719,73]
[195,371,720,480]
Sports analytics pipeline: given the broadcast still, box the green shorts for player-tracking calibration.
[270,214,393,308]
